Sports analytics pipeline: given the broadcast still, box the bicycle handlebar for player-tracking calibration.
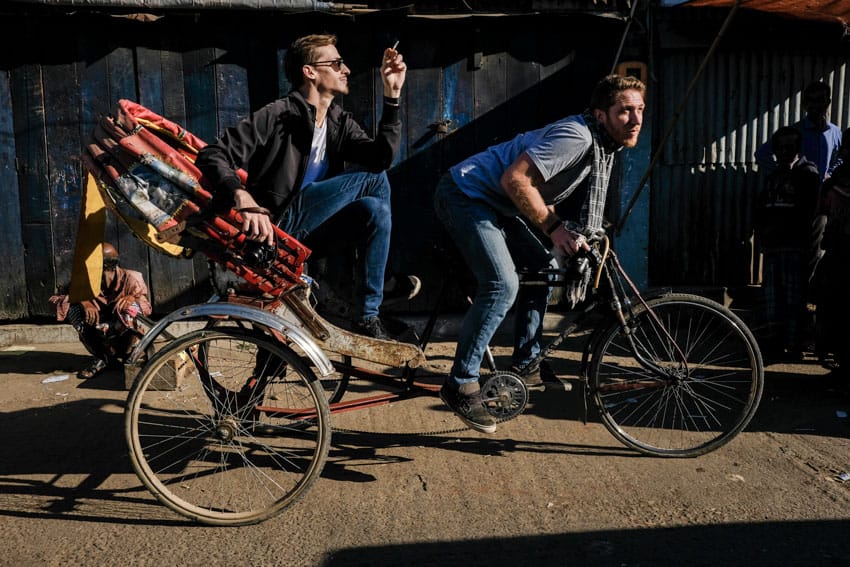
[571,245,604,274]
[516,243,605,285]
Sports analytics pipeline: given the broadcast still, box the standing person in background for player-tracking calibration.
[754,80,842,182]
[433,74,646,433]
[754,127,821,360]
[754,81,842,347]
[812,130,850,380]
[196,33,418,341]
[49,242,152,379]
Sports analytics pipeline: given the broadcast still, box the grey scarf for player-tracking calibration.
[560,112,618,307]
[578,110,617,233]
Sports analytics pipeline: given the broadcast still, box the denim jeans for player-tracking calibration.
[279,170,391,321]
[433,173,556,386]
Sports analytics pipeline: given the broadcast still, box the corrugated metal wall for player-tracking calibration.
[651,46,849,287]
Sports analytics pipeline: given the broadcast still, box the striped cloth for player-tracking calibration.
[579,110,616,233]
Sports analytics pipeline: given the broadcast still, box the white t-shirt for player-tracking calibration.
[301,119,329,188]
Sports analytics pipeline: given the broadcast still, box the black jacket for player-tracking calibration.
[755,156,820,250]
[195,90,401,218]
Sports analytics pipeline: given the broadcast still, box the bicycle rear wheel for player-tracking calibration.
[125,328,331,525]
[590,293,763,457]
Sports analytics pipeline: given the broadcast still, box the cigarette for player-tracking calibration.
[392,40,399,50]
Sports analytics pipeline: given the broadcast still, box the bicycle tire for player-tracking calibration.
[203,318,348,404]
[322,353,351,404]
[589,293,763,457]
[125,328,331,526]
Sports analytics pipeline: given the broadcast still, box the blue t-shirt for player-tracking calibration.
[449,114,594,216]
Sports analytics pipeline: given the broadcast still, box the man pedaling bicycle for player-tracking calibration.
[433,74,646,433]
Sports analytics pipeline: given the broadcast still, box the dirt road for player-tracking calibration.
[1,338,848,566]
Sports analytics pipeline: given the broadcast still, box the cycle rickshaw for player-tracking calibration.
[83,100,764,526]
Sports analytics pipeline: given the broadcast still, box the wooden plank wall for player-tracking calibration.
[0,10,620,321]
[0,46,27,319]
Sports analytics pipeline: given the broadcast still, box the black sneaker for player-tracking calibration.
[382,275,422,306]
[439,382,497,434]
[352,316,390,340]
[510,360,572,391]
[511,363,544,387]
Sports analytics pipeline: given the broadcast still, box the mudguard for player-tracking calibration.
[127,302,333,377]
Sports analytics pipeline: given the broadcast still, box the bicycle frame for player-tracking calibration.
[220,232,679,419]
[131,231,696,425]
[513,236,695,414]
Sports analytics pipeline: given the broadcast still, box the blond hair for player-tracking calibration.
[284,34,337,88]
[589,74,646,111]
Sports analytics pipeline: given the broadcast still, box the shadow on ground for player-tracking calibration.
[322,519,850,566]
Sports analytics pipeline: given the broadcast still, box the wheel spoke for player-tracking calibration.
[126,328,330,525]
[592,294,763,457]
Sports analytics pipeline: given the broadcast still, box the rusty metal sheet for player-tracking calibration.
[276,291,427,369]
[682,0,849,28]
[6,0,633,16]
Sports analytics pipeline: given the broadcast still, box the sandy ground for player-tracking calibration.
[0,333,848,566]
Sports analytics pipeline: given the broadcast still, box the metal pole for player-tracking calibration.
[617,0,742,235]
[610,0,642,74]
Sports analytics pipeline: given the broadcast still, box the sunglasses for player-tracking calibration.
[308,58,346,71]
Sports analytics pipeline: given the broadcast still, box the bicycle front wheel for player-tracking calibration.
[590,293,763,457]
[125,328,331,526]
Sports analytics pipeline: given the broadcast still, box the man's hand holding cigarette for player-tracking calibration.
[381,41,406,97]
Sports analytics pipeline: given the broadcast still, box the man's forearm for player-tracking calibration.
[507,181,557,231]
[502,153,559,232]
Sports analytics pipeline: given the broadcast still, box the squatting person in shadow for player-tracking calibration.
[49,242,152,379]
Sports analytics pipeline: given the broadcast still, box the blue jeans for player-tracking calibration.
[433,174,556,386]
[279,170,391,321]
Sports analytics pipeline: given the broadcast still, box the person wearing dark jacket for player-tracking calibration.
[195,33,416,339]
[812,131,850,379]
[755,126,821,358]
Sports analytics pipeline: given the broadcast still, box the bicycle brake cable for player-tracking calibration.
[609,252,689,372]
